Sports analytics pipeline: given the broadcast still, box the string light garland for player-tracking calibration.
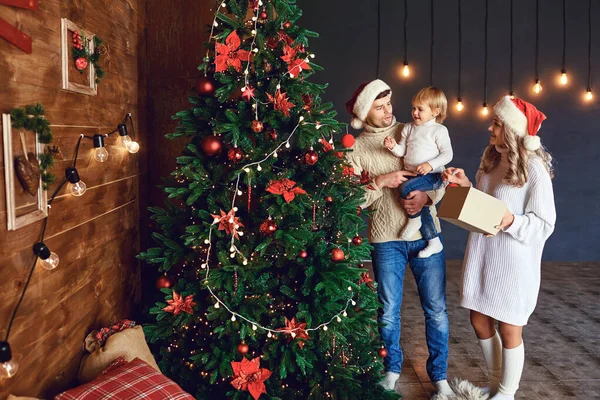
[0,113,139,379]
[481,0,489,116]
[456,0,464,112]
[585,0,593,101]
[532,0,543,94]
[560,0,568,86]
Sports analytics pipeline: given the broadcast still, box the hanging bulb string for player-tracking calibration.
[4,133,84,343]
[457,0,462,99]
[403,0,408,66]
[376,0,381,79]
[587,0,592,90]
[430,0,434,85]
[510,0,514,95]
[200,225,355,336]
[535,0,540,82]
[483,0,489,105]
[562,0,566,72]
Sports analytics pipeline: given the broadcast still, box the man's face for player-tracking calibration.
[365,94,393,128]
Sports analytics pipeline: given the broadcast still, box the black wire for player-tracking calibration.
[126,113,136,141]
[483,0,488,103]
[535,0,539,80]
[376,0,381,79]
[403,0,408,64]
[562,0,566,70]
[588,0,592,89]
[458,0,462,98]
[4,134,84,342]
[430,0,434,85]
[510,0,514,94]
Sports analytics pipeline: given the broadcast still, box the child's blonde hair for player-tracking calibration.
[412,86,448,123]
[478,117,554,187]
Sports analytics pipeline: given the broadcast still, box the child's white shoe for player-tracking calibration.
[379,371,400,391]
[434,379,456,397]
[400,216,422,240]
[418,237,443,258]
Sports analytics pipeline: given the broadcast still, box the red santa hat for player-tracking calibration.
[493,96,547,151]
[345,79,392,130]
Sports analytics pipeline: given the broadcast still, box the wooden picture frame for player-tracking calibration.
[2,113,48,231]
[61,18,97,95]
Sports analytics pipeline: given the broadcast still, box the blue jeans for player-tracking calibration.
[371,238,449,382]
[399,173,443,241]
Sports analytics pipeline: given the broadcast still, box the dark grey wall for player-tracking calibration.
[301,0,599,262]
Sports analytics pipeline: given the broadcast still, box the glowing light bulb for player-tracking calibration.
[323,326,328,331]
[214,302,220,308]
[585,88,593,101]
[533,79,543,94]
[126,141,140,153]
[93,147,108,162]
[402,63,410,77]
[0,342,18,379]
[33,242,59,270]
[231,315,236,322]
[560,70,568,85]
[456,99,464,112]
[252,324,257,331]
[481,103,489,116]
[69,181,87,196]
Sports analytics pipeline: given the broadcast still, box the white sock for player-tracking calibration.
[379,371,400,391]
[479,331,502,395]
[400,216,422,240]
[490,343,525,400]
[418,237,443,258]
[434,379,456,396]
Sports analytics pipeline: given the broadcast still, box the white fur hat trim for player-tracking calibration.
[524,135,541,151]
[351,79,392,128]
[493,96,528,137]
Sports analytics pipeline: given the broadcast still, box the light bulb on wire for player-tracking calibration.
[509,91,515,100]
[65,167,86,196]
[560,69,568,85]
[585,88,593,101]
[117,124,140,154]
[93,134,109,162]
[481,103,489,116]
[33,242,60,270]
[0,342,18,379]
[533,79,543,94]
[402,62,410,78]
[456,98,464,112]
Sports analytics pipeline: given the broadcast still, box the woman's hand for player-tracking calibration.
[485,210,515,237]
[375,170,417,189]
[442,167,471,187]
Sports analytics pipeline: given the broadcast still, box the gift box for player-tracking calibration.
[438,185,507,235]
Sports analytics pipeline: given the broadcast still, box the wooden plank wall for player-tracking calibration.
[0,0,146,398]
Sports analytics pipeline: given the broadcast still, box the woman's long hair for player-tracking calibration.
[478,118,554,187]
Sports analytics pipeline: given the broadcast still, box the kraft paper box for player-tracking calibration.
[438,186,507,235]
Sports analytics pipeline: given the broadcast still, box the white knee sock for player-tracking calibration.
[479,331,502,395]
[490,342,525,400]
[400,216,422,240]
[434,379,456,396]
[418,237,444,258]
[379,371,400,391]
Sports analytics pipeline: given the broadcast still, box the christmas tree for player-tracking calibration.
[140,1,398,399]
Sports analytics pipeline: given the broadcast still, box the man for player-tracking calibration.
[345,79,455,396]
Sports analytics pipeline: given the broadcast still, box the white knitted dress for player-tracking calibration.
[460,149,556,326]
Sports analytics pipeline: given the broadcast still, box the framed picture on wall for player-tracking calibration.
[2,113,48,231]
[60,18,97,95]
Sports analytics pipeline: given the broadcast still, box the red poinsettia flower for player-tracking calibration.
[302,94,313,111]
[266,89,295,117]
[360,170,371,185]
[266,178,307,203]
[215,31,253,73]
[241,86,255,101]
[211,209,244,238]
[163,291,196,315]
[230,357,272,400]
[277,317,310,349]
[280,45,311,77]
[277,30,294,45]
[342,165,355,177]
[248,0,259,9]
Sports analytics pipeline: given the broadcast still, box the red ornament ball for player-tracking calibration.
[260,11,268,19]
[331,248,345,262]
[325,196,333,203]
[201,136,222,157]
[341,134,355,148]
[155,275,174,290]
[251,120,264,133]
[298,250,308,259]
[260,219,277,235]
[304,150,319,165]
[352,235,363,246]
[75,57,88,70]
[378,347,388,358]
[228,147,244,162]
[195,75,216,97]
[283,21,292,29]
[237,342,249,355]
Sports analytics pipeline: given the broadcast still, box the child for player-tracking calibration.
[442,96,556,399]
[383,86,453,258]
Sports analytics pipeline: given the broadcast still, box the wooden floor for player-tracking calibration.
[373,260,600,399]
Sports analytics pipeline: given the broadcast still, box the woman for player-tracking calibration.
[443,96,556,399]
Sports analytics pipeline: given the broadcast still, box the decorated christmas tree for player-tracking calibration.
[139,1,398,399]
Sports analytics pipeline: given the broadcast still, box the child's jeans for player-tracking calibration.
[399,173,443,241]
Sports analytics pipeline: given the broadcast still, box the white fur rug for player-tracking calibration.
[430,379,490,400]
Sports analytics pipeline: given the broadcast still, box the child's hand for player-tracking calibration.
[383,137,397,150]
[416,163,433,175]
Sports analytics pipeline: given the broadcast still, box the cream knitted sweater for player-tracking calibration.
[460,149,556,325]
[345,118,445,243]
